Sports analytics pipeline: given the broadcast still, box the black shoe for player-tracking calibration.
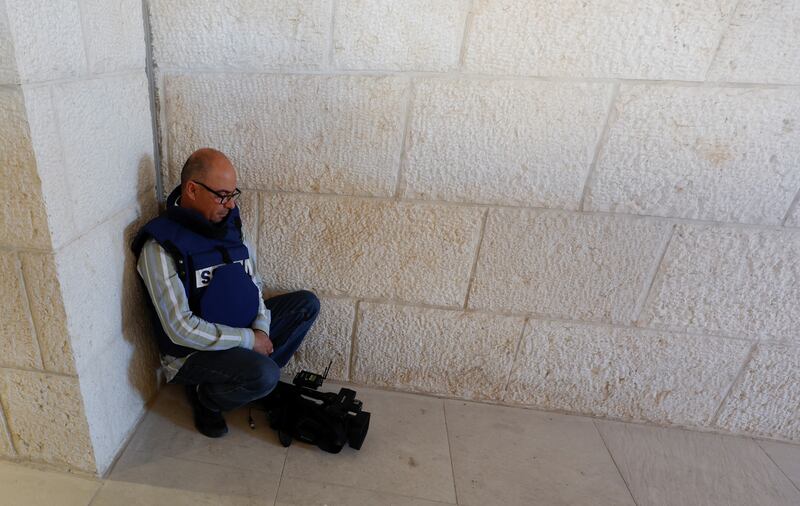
[185,385,228,438]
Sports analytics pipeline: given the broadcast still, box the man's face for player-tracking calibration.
[184,160,239,223]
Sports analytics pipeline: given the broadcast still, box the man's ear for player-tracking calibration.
[184,181,197,201]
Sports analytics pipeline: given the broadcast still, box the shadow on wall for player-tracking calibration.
[120,154,162,403]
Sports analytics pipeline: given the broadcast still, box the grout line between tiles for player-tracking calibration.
[0,396,18,457]
[709,343,757,427]
[754,439,800,494]
[442,400,460,505]
[462,208,489,309]
[14,253,46,371]
[86,480,106,505]
[272,445,289,506]
[392,78,415,199]
[579,81,619,210]
[500,317,529,401]
[703,0,743,81]
[592,421,640,506]
[347,301,362,382]
[457,0,475,70]
[632,223,675,322]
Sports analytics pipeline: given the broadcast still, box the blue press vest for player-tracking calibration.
[133,190,260,358]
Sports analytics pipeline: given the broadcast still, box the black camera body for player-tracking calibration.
[262,365,370,453]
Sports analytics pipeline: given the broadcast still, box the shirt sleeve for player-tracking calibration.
[137,238,255,351]
[244,239,272,336]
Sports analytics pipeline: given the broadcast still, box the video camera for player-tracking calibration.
[258,361,371,453]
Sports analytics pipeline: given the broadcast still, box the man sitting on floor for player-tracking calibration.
[133,148,319,437]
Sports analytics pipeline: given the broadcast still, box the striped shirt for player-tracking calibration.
[137,237,271,381]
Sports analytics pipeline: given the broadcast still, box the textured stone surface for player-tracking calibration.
[4,0,86,82]
[0,369,95,471]
[463,0,737,80]
[0,1,17,84]
[81,0,146,73]
[149,0,329,70]
[25,74,153,247]
[505,320,750,426]
[258,194,483,306]
[77,333,159,475]
[56,198,159,474]
[403,79,612,207]
[334,0,468,71]
[56,201,155,373]
[708,1,800,84]
[641,225,800,342]
[20,253,76,375]
[283,297,355,382]
[0,88,51,249]
[0,404,13,457]
[717,344,800,441]
[237,191,259,266]
[586,86,800,224]
[0,252,42,369]
[469,210,669,323]
[354,303,524,400]
[786,201,800,228]
[164,73,407,196]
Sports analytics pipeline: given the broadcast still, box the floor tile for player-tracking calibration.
[758,440,800,491]
[283,386,456,503]
[445,400,634,506]
[118,383,287,475]
[110,453,279,501]
[0,461,101,506]
[275,477,456,506]
[597,421,800,506]
[91,480,257,505]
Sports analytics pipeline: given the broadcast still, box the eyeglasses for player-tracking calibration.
[192,180,242,204]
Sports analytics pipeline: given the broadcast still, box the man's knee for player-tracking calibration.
[296,289,320,320]
[246,356,280,397]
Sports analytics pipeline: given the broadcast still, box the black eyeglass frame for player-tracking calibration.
[192,180,242,204]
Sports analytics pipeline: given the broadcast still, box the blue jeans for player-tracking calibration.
[169,290,320,412]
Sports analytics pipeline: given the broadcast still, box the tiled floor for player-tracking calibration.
[2,383,799,505]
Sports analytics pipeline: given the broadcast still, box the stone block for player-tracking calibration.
[283,297,355,382]
[20,253,77,375]
[164,73,407,196]
[586,85,800,225]
[80,0,146,73]
[56,201,154,371]
[505,320,750,426]
[4,0,86,82]
[237,191,260,268]
[333,0,468,71]
[77,334,159,475]
[463,0,737,80]
[0,88,51,249]
[148,0,329,70]
[29,74,153,247]
[404,79,612,207]
[717,344,800,441]
[0,3,17,85]
[641,225,800,342]
[0,369,94,472]
[0,405,14,457]
[708,1,800,84]
[354,303,524,400]
[0,252,41,369]
[469,209,669,323]
[257,194,483,307]
[786,202,800,228]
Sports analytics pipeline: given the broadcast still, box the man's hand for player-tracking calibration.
[253,329,273,356]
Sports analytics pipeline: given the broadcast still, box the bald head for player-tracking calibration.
[179,148,239,223]
[180,148,234,186]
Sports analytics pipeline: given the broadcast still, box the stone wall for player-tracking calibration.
[149,0,800,442]
[0,0,158,474]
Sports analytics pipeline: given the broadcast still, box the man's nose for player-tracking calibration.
[224,198,236,210]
